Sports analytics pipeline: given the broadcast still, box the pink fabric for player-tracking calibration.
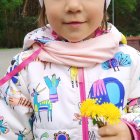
[93,80,107,97]
[33,31,121,67]
[122,119,140,140]
[78,68,89,140]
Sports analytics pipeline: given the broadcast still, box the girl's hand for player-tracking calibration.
[98,121,133,140]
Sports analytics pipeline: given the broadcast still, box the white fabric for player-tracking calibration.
[39,0,43,7]
[106,0,111,8]
[39,0,111,8]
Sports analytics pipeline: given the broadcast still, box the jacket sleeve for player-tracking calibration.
[0,53,34,140]
[122,50,140,139]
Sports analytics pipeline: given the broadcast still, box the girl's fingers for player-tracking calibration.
[98,125,118,137]
[99,122,133,140]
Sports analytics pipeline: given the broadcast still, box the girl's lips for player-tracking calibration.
[64,21,86,27]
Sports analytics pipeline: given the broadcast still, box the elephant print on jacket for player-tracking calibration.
[88,77,125,108]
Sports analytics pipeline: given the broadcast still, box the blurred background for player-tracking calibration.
[0,0,40,48]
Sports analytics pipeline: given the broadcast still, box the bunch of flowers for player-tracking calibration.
[80,99,121,128]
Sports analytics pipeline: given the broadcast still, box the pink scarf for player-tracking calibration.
[24,24,122,67]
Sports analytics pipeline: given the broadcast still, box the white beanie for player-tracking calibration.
[39,0,43,7]
[106,0,111,8]
[39,0,111,8]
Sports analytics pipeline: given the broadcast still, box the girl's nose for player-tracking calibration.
[64,0,83,13]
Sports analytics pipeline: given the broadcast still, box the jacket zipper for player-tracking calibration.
[78,68,89,140]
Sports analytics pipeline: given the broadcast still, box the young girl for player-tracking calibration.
[0,0,140,139]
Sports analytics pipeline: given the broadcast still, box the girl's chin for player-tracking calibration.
[64,34,95,43]
[67,37,93,43]
[58,33,95,43]
[67,39,83,43]
[60,37,84,43]
[65,36,92,43]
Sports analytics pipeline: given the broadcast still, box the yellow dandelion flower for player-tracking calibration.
[101,103,121,125]
[80,99,97,117]
[90,104,99,118]
[80,99,121,127]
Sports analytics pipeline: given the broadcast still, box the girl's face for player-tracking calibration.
[44,0,104,42]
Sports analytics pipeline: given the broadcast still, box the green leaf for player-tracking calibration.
[92,119,97,125]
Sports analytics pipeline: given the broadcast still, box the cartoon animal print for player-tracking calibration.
[73,103,82,125]
[32,84,52,122]
[9,87,21,95]
[9,96,32,108]
[132,115,140,130]
[40,132,49,140]
[0,86,9,105]
[2,86,22,106]
[88,77,125,108]
[127,98,140,113]
[15,128,31,140]
[68,67,78,88]
[73,113,82,125]
[102,58,119,71]
[102,52,132,71]
[8,56,20,85]
[44,74,61,103]
[88,131,96,140]
[34,36,53,44]
[54,131,70,140]
[128,98,140,107]
[0,116,9,135]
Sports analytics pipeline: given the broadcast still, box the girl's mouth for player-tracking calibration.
[64,21,86,28]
